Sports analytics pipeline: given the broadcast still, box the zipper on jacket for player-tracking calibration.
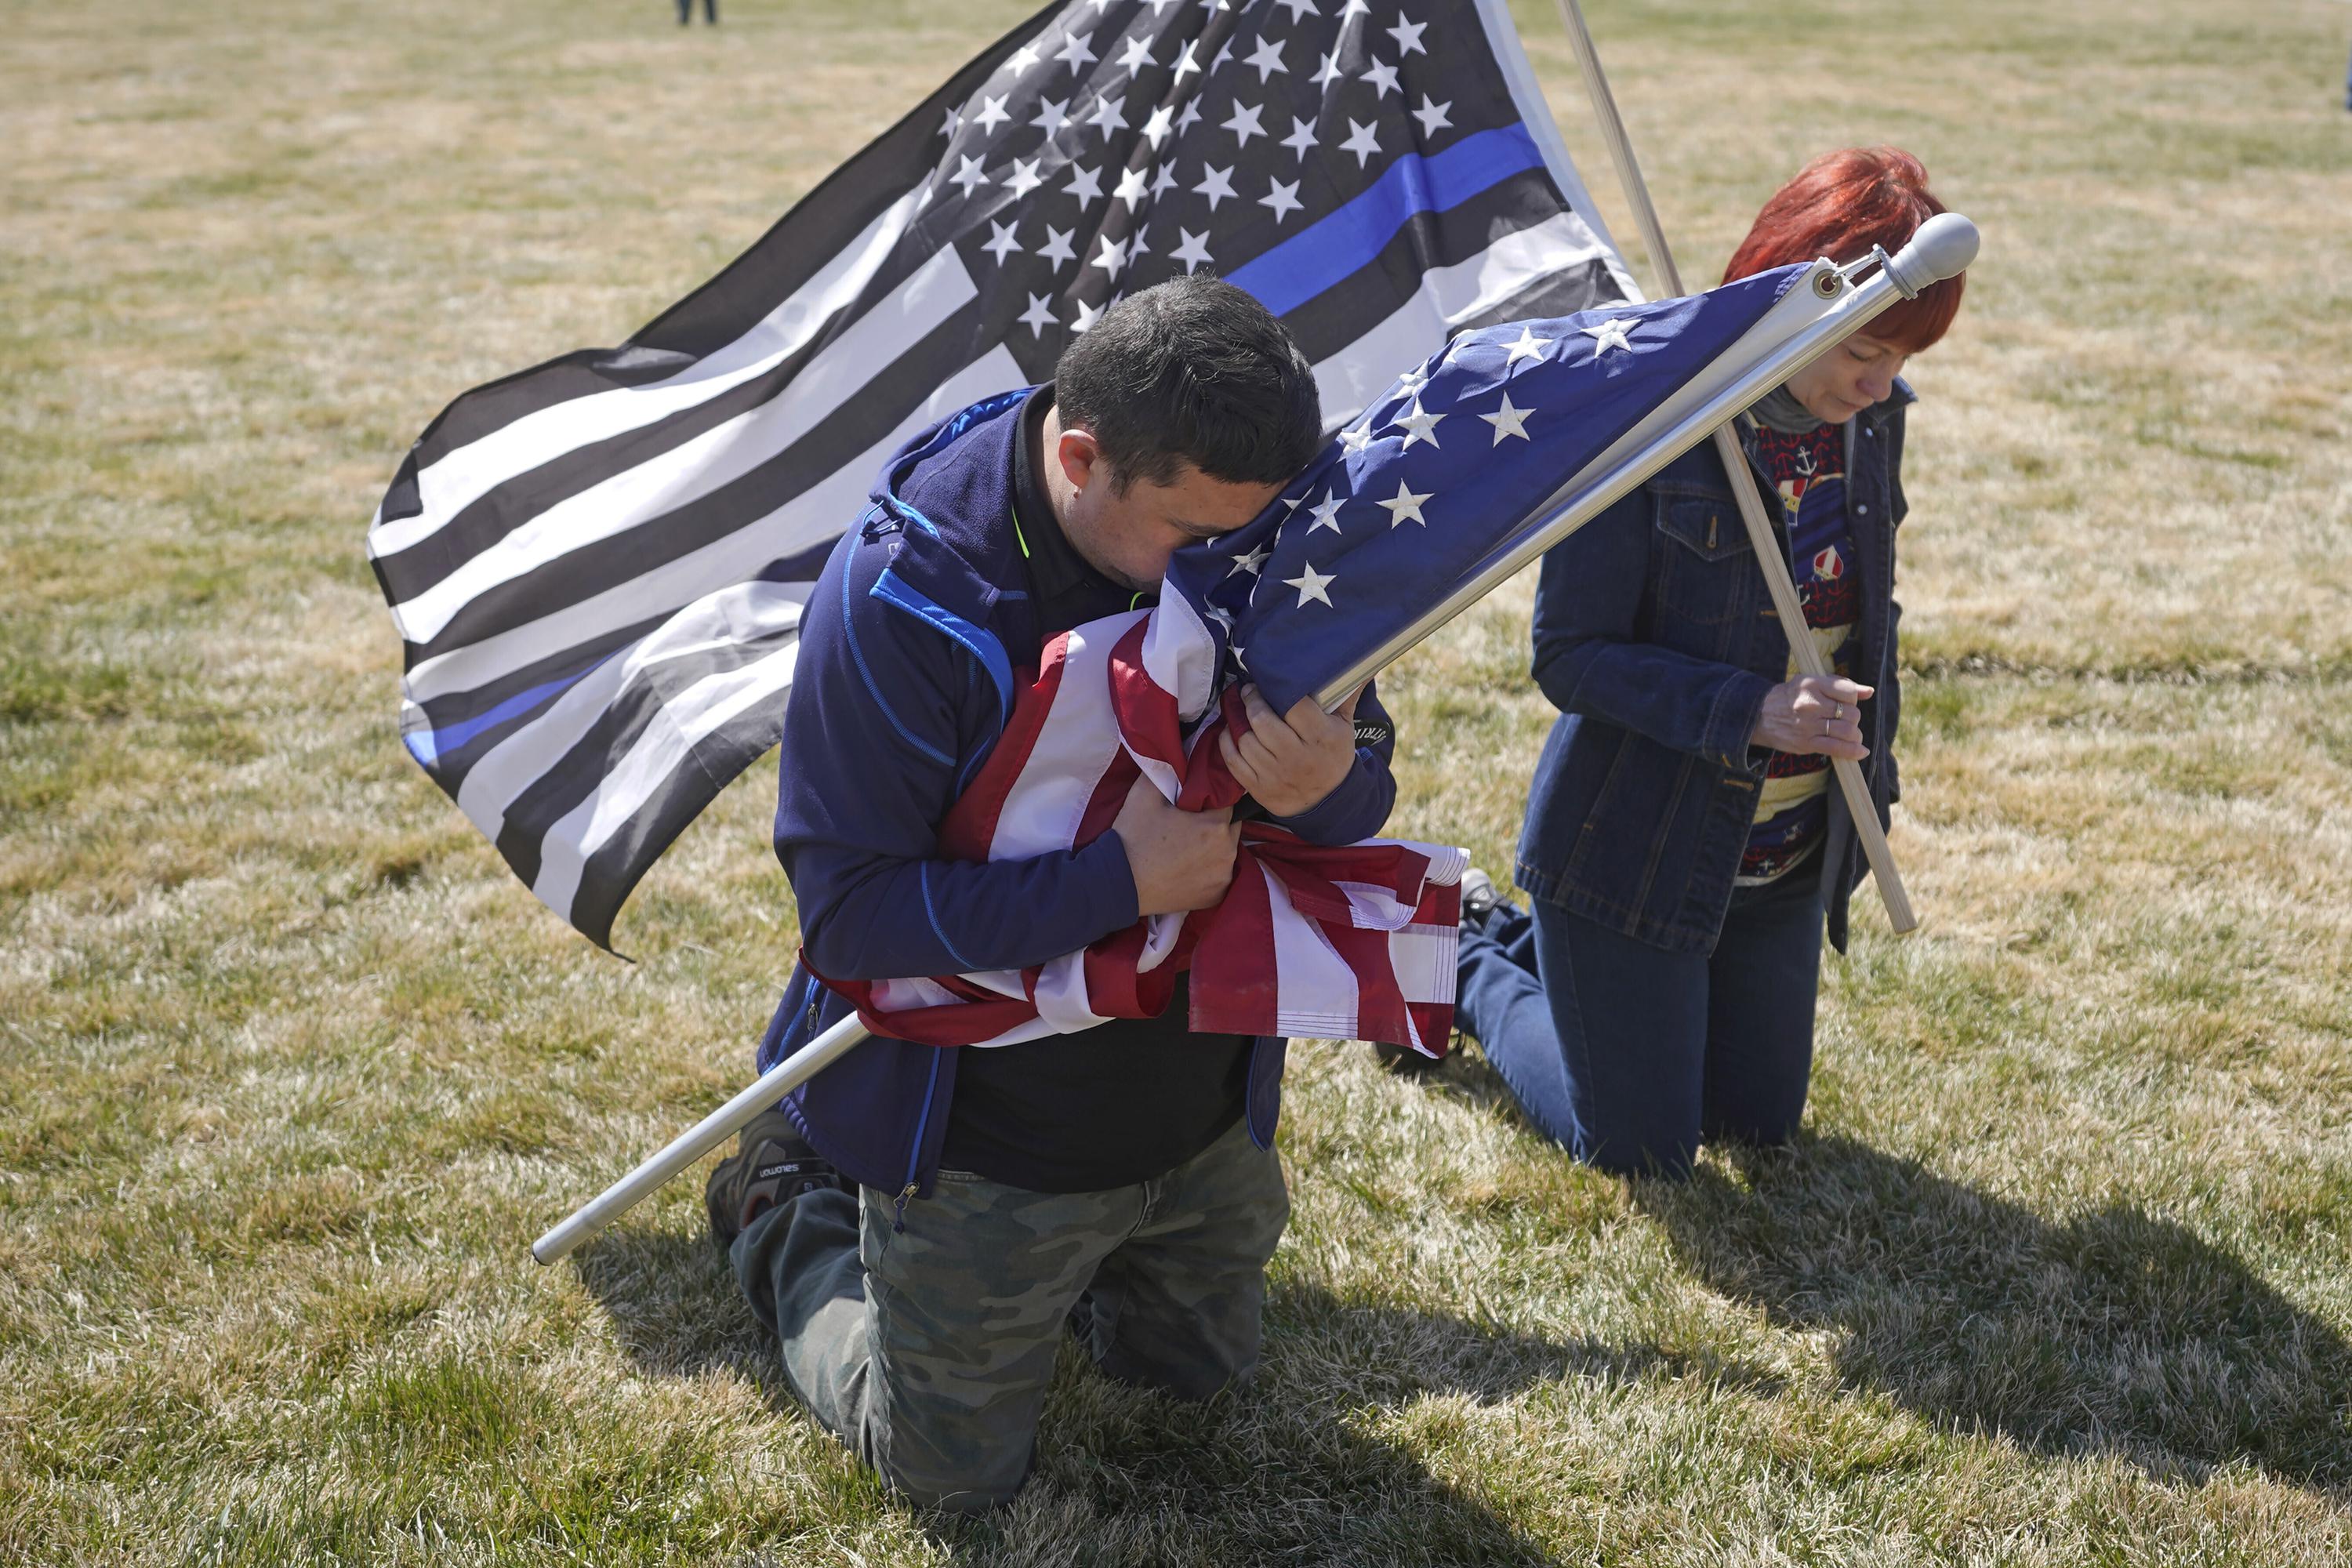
[894,1049,946,1232]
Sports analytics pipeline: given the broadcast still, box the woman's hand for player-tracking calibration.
[1218,684,1363,817]
[1751,675,1873,760]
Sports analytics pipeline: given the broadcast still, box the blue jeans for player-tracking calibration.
[1454,861,1826,1177]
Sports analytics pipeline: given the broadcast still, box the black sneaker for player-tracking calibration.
[704,1108,847,1258]
[1374,1040,1441,1075]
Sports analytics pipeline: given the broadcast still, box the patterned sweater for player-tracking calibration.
[1739,419,1860,884]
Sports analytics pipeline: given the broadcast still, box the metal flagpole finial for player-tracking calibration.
[1886,213,1980,298]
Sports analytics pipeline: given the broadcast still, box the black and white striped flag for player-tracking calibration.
[369,0,1635,948]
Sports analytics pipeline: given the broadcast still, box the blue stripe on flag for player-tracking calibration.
[403,661,601,769]
[1225,125,1548,318]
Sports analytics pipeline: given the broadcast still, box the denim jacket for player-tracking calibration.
[1513,380,1914,955]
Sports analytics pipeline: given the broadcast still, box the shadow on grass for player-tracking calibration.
[1639,1135,2352,1495]
[572,1224,1654,1564]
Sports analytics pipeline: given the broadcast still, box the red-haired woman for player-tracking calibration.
[1443,148,1967,1178]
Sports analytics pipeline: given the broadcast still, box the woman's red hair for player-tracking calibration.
[1722,147,1964,354]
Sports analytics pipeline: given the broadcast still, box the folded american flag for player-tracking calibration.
[809,257,1825,1053]
[815,605,1468,1055]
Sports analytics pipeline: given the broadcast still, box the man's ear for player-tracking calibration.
[1054,426,1101,494]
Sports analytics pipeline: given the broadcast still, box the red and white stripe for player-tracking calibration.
[816,604,1464,1056]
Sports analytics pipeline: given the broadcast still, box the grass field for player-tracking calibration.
[5,0,2351,1562]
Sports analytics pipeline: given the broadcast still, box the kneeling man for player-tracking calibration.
[706,278,1400,1511]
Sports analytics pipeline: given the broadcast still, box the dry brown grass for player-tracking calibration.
[4,0,2350,1563]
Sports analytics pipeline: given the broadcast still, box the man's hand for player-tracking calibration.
[1750,674,1872,760]
[1112,776,1243,916]
[1216,685,1363,818]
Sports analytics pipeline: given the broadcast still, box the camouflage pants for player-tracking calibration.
[729,1116,1288,1513]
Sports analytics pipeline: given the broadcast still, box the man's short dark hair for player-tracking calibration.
[1054,276,1322,493]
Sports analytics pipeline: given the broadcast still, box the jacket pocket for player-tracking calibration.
[1652,488,1754,630]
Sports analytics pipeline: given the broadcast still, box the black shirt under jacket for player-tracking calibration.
[934,387,1253,1192]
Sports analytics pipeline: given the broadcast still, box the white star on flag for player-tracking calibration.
[1005,157,1044,198]
[1260,176,1303,223]
[1194,162,1237,209]
[1228,539,1272,575]
[1362,58,1400,98]
[1088,93,1129,137]
[1387,17,1428,56]
[1340,423,1374,453]
[1312,46,1345,89]
[1395,399,1443,450]
[1091,233,1131,278]
[1031,97,1071,136]
[1005,42,1040,74]
[1275,0,1318,20]
[1410,95,1451,138]
[949,155,989,198]
[1280,115,1319,160]
[1480,391,1533,444]
[1283,561,1338,608]
[982,220,1021,263]
[1172,38,1202,79]
[1018,292,1058,336]
[1243,36,1289,82]
[1306,491,1345,534]
[1581,318,1638,355]
[1072,296,1105,332]
[1038,225,1077,270]
[1171,228,1215,273]
[1142,103,1175,149]
[1502,325,1552,365]
[1378,480,1432,527]
[1222,100,1266,146]
[1116,34,1156,76]
[1396,365,1430,395]
[1065,163,1104,206]
[1340,118,1382,166]
[972,95,1011,133]
[1113,163,1149,210]
[1151,162,1179,198]
[1056,30,1097,73]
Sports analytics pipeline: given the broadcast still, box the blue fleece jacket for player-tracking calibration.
[757,387,1397,1207]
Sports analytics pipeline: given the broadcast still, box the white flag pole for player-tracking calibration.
[532,1012,873,1264]
[532,220,1978,1265]
[1548,0,1921,934]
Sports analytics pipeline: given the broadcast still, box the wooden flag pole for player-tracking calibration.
[1548,0,1918,934]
